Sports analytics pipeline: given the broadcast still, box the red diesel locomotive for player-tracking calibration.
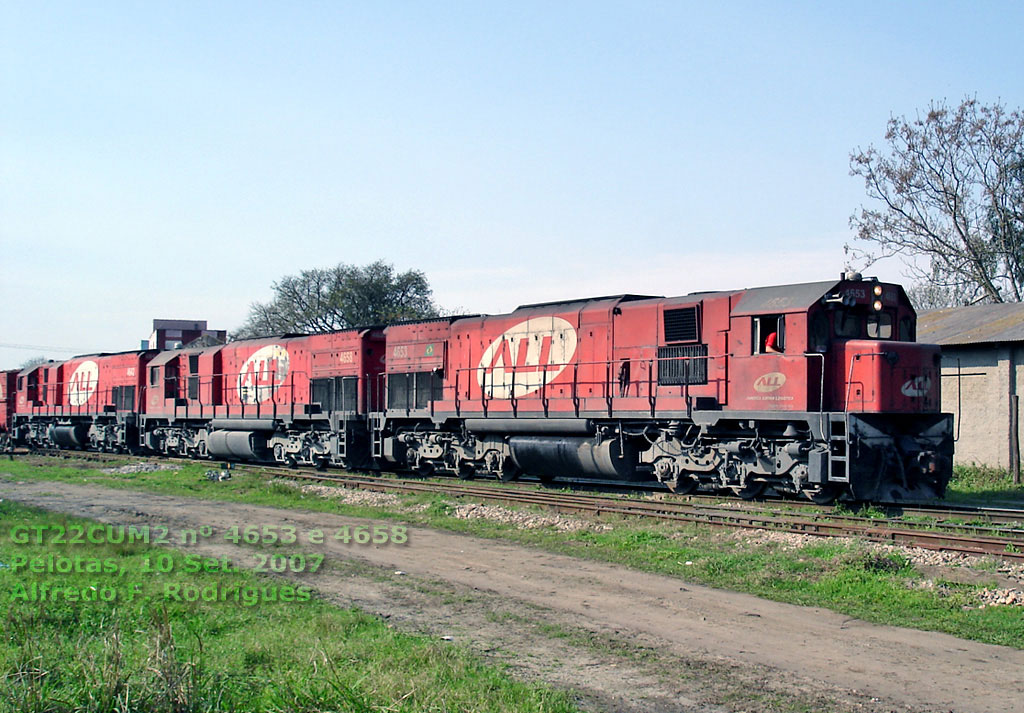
[8,275,953,503]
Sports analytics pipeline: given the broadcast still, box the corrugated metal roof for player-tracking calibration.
[730,280,839,316]
[918,303,1024,346]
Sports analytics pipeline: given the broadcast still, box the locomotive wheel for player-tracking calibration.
[804,485,840,505]
[666,473,699,495]
[497,460,520,483]
[457,462,476,480]
[731,480,767,500]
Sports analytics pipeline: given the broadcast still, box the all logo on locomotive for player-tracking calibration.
[0,275,953,503]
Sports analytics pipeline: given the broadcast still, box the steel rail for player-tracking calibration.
[262,468,1024,561]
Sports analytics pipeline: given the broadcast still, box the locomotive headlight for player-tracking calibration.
[873,284,883,297]
[872,300,883,311]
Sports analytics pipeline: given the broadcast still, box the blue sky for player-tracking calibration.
[2,1,1022,368]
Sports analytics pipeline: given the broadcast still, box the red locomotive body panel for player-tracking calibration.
[219,338,310,415]
[448,302,611,417]
[0,370,17,439]
[145,330,386,421]
[727,307,818,413]
[14,361,63,416]
[392,293,741,420]
[382,281,942,422]
[834,340,941,413]
[15,353,153,419]
[307,329,386,413]
[146,339,309,420]
[64,352,152,415]
[145,345,225,419]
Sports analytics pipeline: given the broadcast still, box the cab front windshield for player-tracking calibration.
[833,308,896,340]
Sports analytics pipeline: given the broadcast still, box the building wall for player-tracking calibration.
[939,344,1024,469]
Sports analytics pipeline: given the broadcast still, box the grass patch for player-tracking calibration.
[0,500,578,713]
[947,463,1024,504]
[3,455,1024,651]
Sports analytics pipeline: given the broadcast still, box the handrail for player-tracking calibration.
[803,352,826,437]
[844,352,887,415]
[22,349,942,424]
[457,352,722,410]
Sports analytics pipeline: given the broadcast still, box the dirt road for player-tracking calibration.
[2,478,1021,713]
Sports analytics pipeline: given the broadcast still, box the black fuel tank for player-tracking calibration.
[49,424,90,449]
[207,430,269,461]
[509,436,639,480]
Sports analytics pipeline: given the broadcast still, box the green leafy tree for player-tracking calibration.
[848,98,1024,307]
[233,260,441,339]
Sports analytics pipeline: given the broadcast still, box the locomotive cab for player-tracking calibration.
[809,277,952,500]
[672,276,952,502]
[809,278,942,412]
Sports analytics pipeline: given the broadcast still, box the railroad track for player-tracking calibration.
[257,468,1024,561]
[13,449,1024,561]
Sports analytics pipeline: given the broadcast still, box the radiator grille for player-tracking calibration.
[664,307,699,342]
[311,376,360,412]
[388,372,443,410]
[657,344,708,385]
[111,385,136,411]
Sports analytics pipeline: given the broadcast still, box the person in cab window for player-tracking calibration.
[765,331,782,353]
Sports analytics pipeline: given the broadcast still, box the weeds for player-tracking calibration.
[948,464,1024,503]
[846,550,910,574]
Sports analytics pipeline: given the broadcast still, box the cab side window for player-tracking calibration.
[834,310,862,338]
[809,313,829,353]
[164,364,179,399]
[755,315,784,354]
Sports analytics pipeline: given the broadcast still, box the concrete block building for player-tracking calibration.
[918,304,1024,471]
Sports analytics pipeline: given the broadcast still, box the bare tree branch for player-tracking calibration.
[849,98,1024,308]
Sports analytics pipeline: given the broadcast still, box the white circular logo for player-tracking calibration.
[477,317,578,399]
[901,375,932,397]
[68,360,99,406]
[237,345,290,404]
[754,372,786,393]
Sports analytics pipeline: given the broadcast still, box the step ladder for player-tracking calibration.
[827,413,850,483]
[369,413,385,460]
